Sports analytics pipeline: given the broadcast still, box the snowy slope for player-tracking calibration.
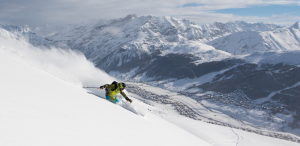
[163,115,299,146]
[0,31,210,146]
[1,26,299,146]
[207,22,300,55]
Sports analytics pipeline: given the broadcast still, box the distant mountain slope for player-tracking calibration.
[44,15,280,74]
[0,24,52,47]
[207,22,300,55]
[45,15,238,75]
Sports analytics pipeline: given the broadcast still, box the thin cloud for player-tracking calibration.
[102,27,125,37]
[0,0,299,28]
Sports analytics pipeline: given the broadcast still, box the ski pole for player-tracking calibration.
[83,87,100,89]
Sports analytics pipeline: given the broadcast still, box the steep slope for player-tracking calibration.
[0,33,211,146]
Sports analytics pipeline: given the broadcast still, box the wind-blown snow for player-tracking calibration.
[0,28,114,88]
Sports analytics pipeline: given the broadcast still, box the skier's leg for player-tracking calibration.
[106,95,119,103]
[107,96,118,103]
[106,96,110,100]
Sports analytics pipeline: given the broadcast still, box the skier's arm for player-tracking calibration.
[100,84,109,89]
[120,91,132,103]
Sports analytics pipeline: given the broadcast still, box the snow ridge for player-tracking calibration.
[207,24,300,55]
[291,21,300,29]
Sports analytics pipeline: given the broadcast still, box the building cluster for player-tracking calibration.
[188,90,254,109]
[190,90,289,115]
[126,84,202,120]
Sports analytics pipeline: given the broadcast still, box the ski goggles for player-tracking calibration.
[121,87,125,91]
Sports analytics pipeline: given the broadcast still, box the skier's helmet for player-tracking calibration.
[121,83,126,91]
[121,83,126,88]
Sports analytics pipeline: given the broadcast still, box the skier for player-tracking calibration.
[99,81,132,103]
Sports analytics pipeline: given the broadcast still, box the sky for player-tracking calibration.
[0,0,299,29]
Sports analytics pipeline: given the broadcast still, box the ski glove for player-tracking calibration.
[125,97,132,103]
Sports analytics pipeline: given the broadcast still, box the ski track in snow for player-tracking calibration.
[231,129,243,146]
[207,128,242,146]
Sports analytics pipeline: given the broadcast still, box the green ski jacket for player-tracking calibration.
[103,83,128,98]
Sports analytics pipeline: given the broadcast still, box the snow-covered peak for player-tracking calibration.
[124,14,138,20]
[291,21,300,29]
[0,24,31,33]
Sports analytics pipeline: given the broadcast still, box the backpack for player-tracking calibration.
[111,81,118,91]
